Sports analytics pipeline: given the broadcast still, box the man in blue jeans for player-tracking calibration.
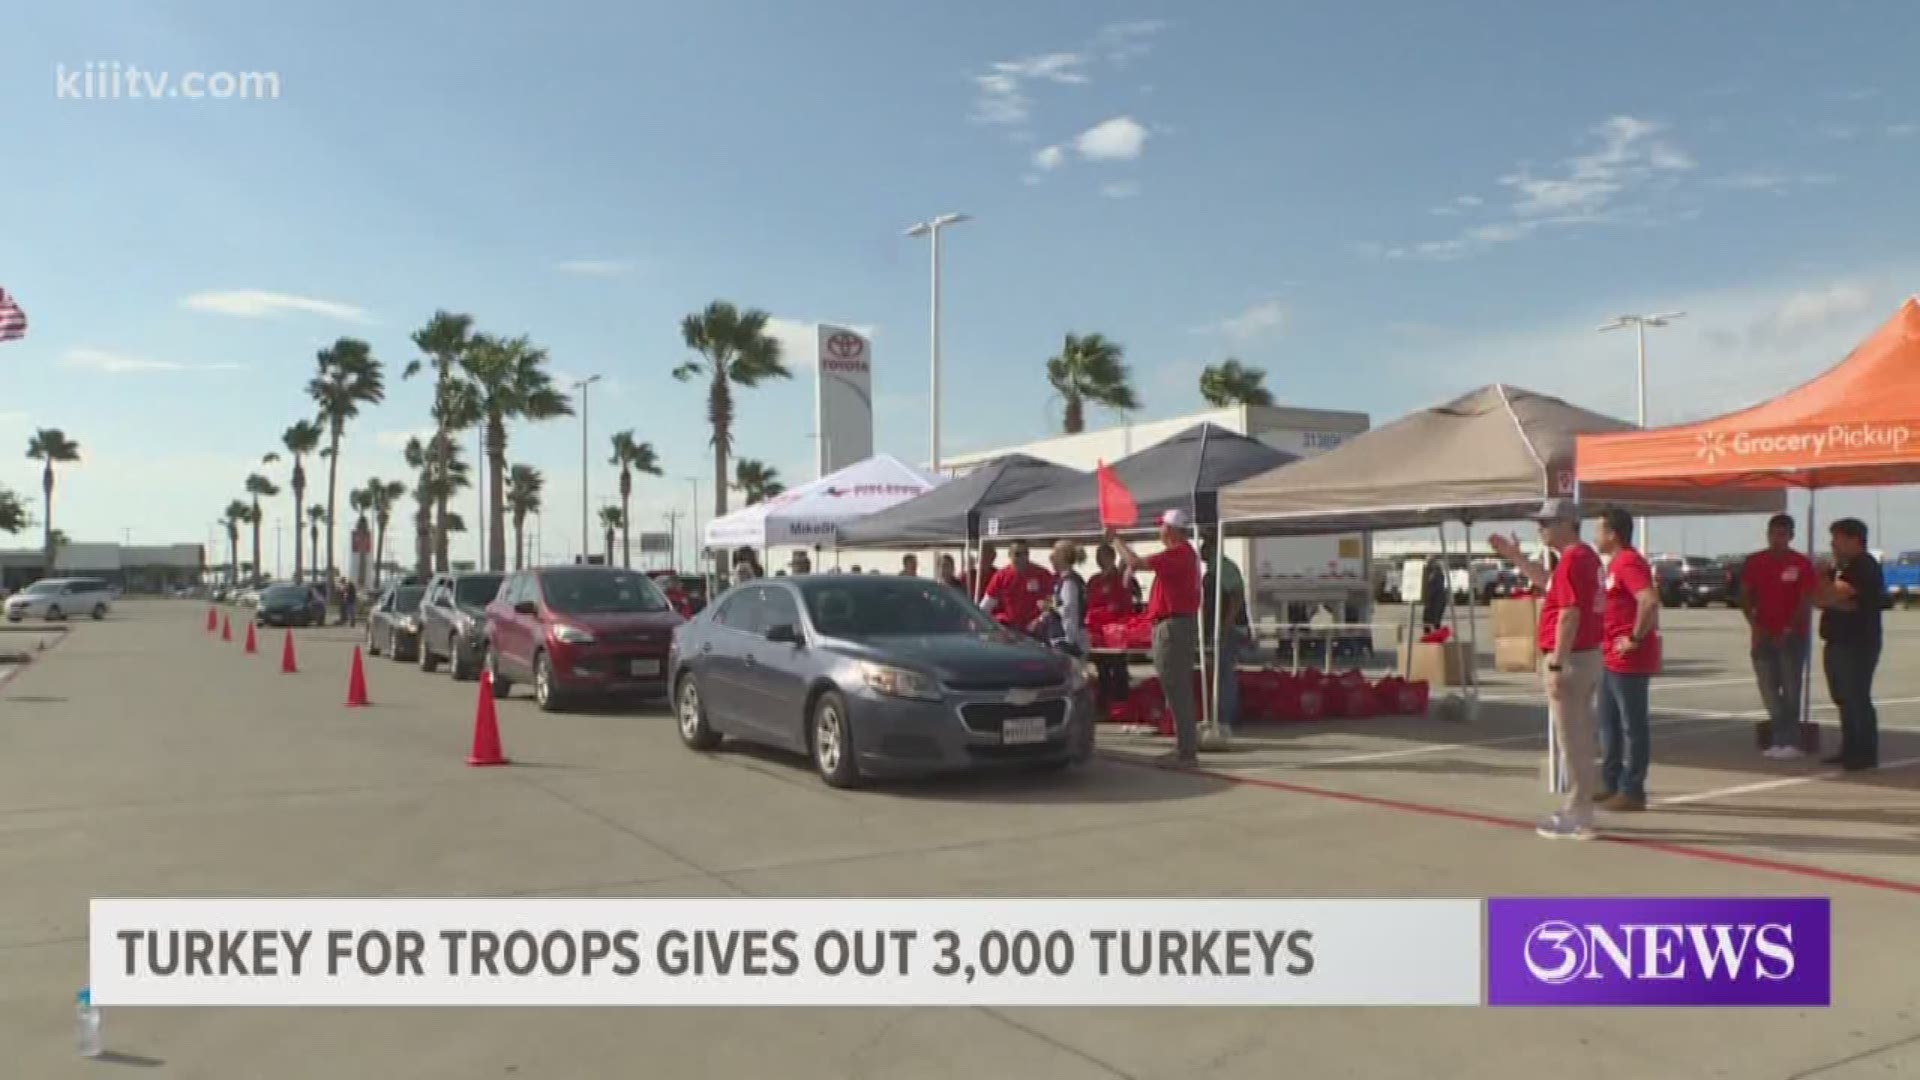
[1593,510,1661,810]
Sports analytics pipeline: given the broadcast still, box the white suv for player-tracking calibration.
[4,577,115,622]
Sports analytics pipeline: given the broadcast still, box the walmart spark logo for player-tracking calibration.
[1696,431,1728,463]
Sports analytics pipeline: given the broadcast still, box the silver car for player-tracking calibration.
[669,575,1094,787]
[5,577,114,622]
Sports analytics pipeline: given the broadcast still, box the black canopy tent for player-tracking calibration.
[834,454,1089,549]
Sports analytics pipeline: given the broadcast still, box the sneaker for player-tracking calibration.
[1535,812,1597,841]
[1769,746,1805,760]
[1600,793,1647,812]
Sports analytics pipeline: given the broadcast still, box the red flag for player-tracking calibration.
[1096,461,1137,527]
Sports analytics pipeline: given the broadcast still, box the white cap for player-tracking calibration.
[1160,509,1190,529]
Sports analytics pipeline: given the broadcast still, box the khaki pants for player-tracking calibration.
[1545,650,1603,817]
[1151,616,1200,760]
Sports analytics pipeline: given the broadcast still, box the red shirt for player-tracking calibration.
[1084,570,1134,620]
[1741,548,1815,638]
[1603,547,1661,675]
[985,562,1054,628]
[1143,540,1202,621]
[1539,542,1605,654]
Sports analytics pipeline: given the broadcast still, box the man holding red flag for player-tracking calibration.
[1109,511,1203,767]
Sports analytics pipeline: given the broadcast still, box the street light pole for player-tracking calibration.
[905,212,970,472]
[573,375,603,565]
[1598,311,1685,552]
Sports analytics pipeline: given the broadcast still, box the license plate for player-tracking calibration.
[628,658,661,678]
[1002,716,1048,745]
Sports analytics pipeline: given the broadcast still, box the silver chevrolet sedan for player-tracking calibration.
[669,574,1095,787]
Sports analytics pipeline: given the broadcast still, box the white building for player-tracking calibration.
[0,542,204,593]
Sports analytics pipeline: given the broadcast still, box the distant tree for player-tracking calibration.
[460,333,571,571]
[306,504,328,581]
[406,311,477,573]
[598,505,625,565]
[280,419,324,581]
[357,478,407,591]
[674,301,790,519]
[244,472,280,583]
[1046,334,1138,434]
[221,501,249,585]
[732,458,785,505]
[1198,358,1274,408]
[26,428,81,569]
[506,464,544,570]
[308,338,385,594]
[0,486,26,535]
[608,430,660,568]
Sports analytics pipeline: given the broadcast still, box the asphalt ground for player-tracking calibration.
[1,600,1914,1079]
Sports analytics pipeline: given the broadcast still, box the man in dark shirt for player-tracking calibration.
[1420,556,1449,633]
[1817,518,1885,771]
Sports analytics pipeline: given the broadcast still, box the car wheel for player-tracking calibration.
[418,633,439,673]
[449,642,476,682]
[810,691,861,789]
[533,652,564,713]
[485,647,512,698]
[91,603,107,620]
[45,605,63,621]
[677,675,721,750]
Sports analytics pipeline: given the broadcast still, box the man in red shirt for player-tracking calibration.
[1084,544,1137,709]
[1109,510,1203,766]
[1594,510,1661,810]
[980,540,1054,633]
[1741,513,1817,758]
[1489,499,1606,839]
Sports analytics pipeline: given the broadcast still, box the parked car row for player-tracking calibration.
[359,565,1094,788]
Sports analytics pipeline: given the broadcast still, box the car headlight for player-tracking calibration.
[860,662,942,701]
[1066,665,1089,693]
[551,623,595,645]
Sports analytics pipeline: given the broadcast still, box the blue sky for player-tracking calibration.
[2,1,1917,567]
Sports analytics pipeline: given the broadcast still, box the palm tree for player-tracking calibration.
[280,420,323,582]
[406,435,471,578]
[460,333,572,572]
[407,312,476,572]
[48,529,70,565]
[221,500,249,585]
[732,458,786,505]
[674,301,790,520]
[357,478,407,591]
[25,428,81,570]
[243,472,280,583]
[598,505,624,565]
[0,486,25,535]
[308,338,386,597]
[1198,357,1274,408]
[307,504,327,581]
[1045,333,1139,434]
[608,430,660,568]
[506,464,544,570]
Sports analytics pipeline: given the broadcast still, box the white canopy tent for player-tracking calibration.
[701,454,943,552]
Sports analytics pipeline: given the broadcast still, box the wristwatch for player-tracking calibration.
[1546,660,1563,672]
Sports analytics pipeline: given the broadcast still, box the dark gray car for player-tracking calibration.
[417,571,504,679]
[669,575,1094,787]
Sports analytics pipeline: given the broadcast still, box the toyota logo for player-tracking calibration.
[826,332,865,360]
[1523,921,1587,985]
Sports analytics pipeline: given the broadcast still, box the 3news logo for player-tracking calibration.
[1487,898,1830,1006]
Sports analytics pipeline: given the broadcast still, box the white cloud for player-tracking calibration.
[1074,115,1149,161]
[971,52,1088,127]
[1829,87,1882,102]
[1032,144,1066,171]
[60,347,244,374]
[994,52,1089,84]
[1197,299,1286,341]
[1744,282,1875,345]
[1705,171,1838,194]
[1887,123,1918,139]
[761,317,878,372]
[182,289,368,323]
[375,428,437,451]
[1093,20,1169,66]
[553,258,634,277]
[1098,180,1140,199]
[1455,194,1483,208]
[1019,173,1043,186]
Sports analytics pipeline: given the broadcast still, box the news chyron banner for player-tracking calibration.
[88,897,1829,1007]
[815,324,873,476]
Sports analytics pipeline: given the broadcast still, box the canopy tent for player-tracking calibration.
[1216,383,1781,534]
[981,423,1298,540]
[834,454,1088,548]
[702,454,942,551]
[1577,299,1920,490]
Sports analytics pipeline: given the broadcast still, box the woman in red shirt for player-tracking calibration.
[1084,544,1137,708]
[1594,509,1660,810]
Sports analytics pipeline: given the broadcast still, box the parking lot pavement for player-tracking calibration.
[2,601,1916,1079]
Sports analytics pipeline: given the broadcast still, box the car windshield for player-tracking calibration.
[799,577,1002,639]
[22,580,63,595]
[539,570,669,614]
[454,575,504,607]
[393,586,426,609]
[262,585,308,603]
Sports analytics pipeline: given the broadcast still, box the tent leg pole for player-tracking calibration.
[1210,521,1228,743]
[1802,490,1817,747]
[1464,522,1481,726]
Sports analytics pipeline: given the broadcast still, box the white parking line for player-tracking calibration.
[1654,755,1920,806]
[1481,676,1756,703]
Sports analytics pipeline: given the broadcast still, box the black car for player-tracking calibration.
[1653,555,1732,608]
[417,571,505,679]
[365,583,429,661]
[255,583,326,627]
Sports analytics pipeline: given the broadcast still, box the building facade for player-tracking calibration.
[0,542,205,593]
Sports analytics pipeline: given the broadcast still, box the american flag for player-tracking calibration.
[0,288,25,343]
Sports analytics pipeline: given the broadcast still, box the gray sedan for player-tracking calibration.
[669,575,1094,787]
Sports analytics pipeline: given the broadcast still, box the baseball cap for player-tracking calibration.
[1160,509,1190,529]
[1532,498,1581,525]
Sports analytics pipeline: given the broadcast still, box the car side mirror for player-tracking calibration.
[514,601,538,616]
[765,623,803,645]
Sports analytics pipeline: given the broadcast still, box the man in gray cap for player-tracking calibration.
[1489,499,1607,840]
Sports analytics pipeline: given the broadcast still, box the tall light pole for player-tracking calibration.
[904,211,970,472]
[1598,311,1685,552]
[573,374,603,564]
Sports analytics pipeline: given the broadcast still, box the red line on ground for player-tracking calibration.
[1105,753,1920,898]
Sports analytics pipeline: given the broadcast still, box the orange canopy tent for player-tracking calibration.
[1577,299,1920,490]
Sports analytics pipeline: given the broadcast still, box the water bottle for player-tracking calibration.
[76,987,102,1058]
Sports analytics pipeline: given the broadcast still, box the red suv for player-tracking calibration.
[484,566,683,712]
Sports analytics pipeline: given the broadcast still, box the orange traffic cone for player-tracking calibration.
[280,630,298,674]
[344,646,369,707]
[221,613,232,642]
[467,671,509,767]
[206,606,218,632]
[243,621,258,654]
